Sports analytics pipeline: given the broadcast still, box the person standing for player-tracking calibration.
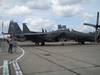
[8,39,13,53]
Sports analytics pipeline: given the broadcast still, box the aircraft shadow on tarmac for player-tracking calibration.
[18,42,98,47]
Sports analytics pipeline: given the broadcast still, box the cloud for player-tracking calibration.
[51,0,83,17]
[51,0,92,17]
[0,0,51,17]
[75,22,95,32]
[52,4,81,17]
[23,16,57,32]
[0,0,97,34]
[75,12,94,32]
[26,0,51,9]
[0,0,92,17]
[52,0,82,5]
[0,0,51,10]
[54,0,91,5]
[7,5,32,16]
[81,13,94,21]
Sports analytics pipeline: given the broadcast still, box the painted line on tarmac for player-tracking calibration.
[15,47,25,61]
[0,46,25,69]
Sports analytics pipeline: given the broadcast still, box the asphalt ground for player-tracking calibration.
[0,41,22,75]
[16,42,100,75]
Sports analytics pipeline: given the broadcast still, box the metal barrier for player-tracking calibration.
[13,61,23,75]
[3,60,9,75]
[0,40,8,52]
[0,39,1,47]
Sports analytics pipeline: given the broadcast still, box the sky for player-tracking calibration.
[0,0,100,36]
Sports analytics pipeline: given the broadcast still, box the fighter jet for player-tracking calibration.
[7,12,100,45]
[8,21,64,45]
[22,24,97,44]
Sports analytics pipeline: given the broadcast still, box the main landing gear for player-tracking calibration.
[35,42,45,46]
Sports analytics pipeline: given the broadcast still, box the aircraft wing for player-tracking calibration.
[84,23,96,28]
[15,32,46,36]
[2,32,9,35]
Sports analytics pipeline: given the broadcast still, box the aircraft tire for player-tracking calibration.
[81,42,85,44]
[41,42,45,46]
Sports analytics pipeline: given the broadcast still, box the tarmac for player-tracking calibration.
[0,41,100,75]
[0,41,23,75]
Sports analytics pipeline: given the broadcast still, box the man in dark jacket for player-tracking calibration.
[8,39,13,53]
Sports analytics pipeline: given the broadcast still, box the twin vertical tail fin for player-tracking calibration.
[8,20,22,34]
[23,23,30,33]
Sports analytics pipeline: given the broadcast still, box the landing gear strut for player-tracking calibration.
[35,42,39,46]
[80,41,85,44]
[41,42,45,46]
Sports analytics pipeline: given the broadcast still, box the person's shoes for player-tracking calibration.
[10,52,13,54]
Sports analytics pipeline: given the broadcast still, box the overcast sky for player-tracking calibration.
[0,0,100,35]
